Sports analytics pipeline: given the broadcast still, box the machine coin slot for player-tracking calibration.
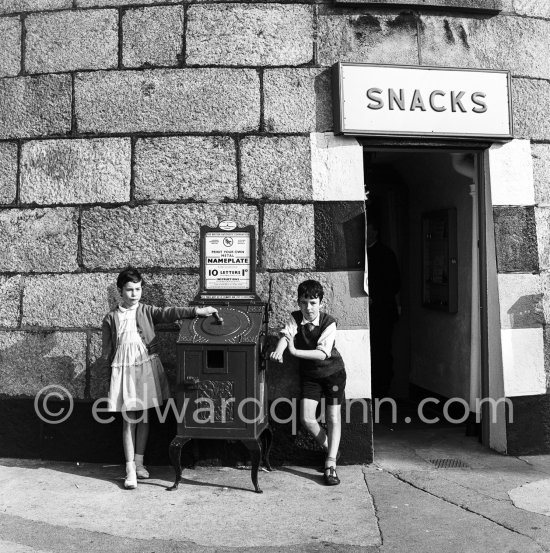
[206,349,225,371]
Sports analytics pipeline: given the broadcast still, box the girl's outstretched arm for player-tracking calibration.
[150,305,196,323]
[196,306,218,317]
[149,304,218,323]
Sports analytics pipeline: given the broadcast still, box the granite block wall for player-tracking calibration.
[488,138,550,452]
[1,0,550,459]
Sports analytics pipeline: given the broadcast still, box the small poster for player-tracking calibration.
[204,231,251,290]
[421,208,458,313]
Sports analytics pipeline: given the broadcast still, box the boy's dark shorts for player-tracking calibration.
[301,369,346,405]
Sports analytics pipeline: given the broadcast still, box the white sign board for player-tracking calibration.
[204,232,251,290]
[333,63,512,139]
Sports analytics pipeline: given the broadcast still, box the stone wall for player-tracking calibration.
[1,0,550,458]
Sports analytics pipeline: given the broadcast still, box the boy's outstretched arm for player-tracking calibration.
[287,320,335,361]
[287,339,327,361]
[270,337,288,363]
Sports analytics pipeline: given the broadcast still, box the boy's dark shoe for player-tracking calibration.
[323,466,340,486]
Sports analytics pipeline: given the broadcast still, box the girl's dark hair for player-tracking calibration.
[117,267,144,290]
[297,279,324,301]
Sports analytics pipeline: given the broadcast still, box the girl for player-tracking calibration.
[101,267,217,489]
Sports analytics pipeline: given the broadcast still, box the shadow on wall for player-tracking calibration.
[106,283,121,310]
[0,332,86,399]
[507,294,544,328]
[314,68,333,131]
[315,203,365,271]
[264,333,301,400]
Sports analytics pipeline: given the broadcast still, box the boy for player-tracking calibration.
[270,279,346,486]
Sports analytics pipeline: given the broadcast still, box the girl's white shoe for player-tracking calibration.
[124,461,137,489]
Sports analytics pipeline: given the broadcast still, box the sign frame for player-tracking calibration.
[332,1,503,14]
[199,223,257,297]
[332,62,513,141]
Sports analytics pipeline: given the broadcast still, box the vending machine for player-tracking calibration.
[168,222,272,493]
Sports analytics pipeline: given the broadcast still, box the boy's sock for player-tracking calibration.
[134,454,144,466]
[323,449,341,461]
[325,456,337,469]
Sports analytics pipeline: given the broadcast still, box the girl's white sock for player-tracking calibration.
[124,461,137,489]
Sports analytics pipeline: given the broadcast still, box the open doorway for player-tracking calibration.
[364,148,484,443]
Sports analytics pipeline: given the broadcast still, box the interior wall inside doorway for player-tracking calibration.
[365,150,474,402]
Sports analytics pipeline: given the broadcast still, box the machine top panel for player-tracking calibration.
[177,305,265,345]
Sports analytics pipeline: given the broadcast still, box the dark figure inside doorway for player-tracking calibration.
[367,217,400,399]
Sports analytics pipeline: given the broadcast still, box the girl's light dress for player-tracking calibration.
[107,303,170,412]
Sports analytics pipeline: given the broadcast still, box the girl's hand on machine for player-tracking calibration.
[196,306,218,317]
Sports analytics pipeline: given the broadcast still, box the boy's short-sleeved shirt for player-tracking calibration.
[280,310,345,379]
[280,313,337,359]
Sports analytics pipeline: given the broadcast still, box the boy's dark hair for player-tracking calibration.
[297,279,324,301]
[117,267,144,290]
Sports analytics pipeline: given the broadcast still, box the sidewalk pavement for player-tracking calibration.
[0,460,377,553]
[1,425,550,552]
[371,424,550,552]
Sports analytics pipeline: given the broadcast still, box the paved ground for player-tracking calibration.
[0,460,377,553]
[371,424,550,552]
[1,423,550,552]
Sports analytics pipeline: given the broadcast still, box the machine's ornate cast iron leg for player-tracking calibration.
[167,436,191,491]
[242,439,263,493]
[261,427,274,471]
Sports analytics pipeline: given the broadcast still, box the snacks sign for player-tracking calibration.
[333,63,512,139]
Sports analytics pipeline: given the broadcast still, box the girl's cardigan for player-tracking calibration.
[101,303,197,367]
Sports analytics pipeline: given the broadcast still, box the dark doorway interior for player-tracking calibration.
[364,149,482,438]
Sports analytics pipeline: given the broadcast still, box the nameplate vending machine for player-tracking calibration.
[168,221,272,493]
